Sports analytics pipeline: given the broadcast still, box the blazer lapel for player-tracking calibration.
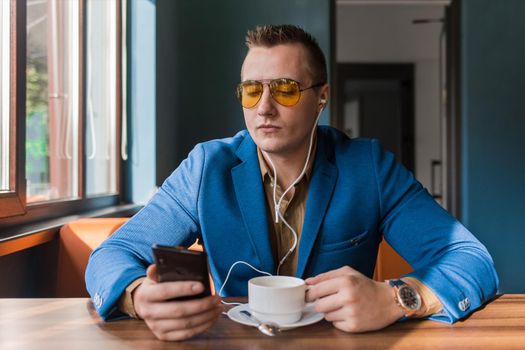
[296,132,338,278]
[231,135,275,274]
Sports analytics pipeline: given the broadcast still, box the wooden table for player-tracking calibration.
[1,295,524,349]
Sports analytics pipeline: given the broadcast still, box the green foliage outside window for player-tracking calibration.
[26,59,49,184]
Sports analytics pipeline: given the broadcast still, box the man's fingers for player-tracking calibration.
[307,273,363,302]
[149,305,223,335]
[306,277,342,302]
[305,265,361,285]
[323,304,355,322]
[332,319,361,333]
[312,292,346,314]
[143,280,206,303]
[141,295,221,320]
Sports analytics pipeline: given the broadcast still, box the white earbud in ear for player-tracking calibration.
[319,99,327,111]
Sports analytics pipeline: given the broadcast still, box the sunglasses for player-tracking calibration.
[236,78,325,109]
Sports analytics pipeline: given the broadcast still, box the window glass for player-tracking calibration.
[85,0,118,196]
[0,0,10,192]
[26,0,80,202]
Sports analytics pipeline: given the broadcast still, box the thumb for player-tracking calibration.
[146,264,158,283]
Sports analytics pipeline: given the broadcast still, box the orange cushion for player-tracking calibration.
[56,218,410,297]
[56,218,207,297]
[373,240,413,281]
[56,218,128,297]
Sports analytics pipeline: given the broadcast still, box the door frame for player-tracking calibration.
[334,63,415,172]
[330,0,461,215]
[444,0,461,217]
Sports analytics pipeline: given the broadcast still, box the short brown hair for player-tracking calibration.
[245,24,327,84]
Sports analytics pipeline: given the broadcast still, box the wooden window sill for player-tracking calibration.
[0,204,141,256]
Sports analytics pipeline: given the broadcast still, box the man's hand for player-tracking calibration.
[305,265,404,333]
[133,264,223,341]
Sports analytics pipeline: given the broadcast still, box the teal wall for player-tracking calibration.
[126,0,525,293]
[461,0,525,293]
[156,0,332,183]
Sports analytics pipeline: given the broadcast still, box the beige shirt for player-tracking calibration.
[118,141,442,318]
[257,146,314,277]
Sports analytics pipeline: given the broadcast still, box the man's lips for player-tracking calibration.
[257,124,280,131]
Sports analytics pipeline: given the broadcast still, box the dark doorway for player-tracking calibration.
[335,64,414,172]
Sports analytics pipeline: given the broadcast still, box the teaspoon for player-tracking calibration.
[240,310,281,336]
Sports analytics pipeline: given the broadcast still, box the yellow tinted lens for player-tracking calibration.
[270,79,300,106]
[238,82,263,108]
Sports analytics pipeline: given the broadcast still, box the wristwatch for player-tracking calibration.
[388,279,422,318]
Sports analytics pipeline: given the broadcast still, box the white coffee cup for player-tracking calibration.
[248,275,307,325]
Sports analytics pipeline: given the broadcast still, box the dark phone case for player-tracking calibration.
[152,245,212,301]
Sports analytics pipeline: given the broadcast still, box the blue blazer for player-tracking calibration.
[86,126,498,322]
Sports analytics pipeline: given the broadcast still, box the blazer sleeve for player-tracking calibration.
[85,144,206,320]
[371,139,499,323]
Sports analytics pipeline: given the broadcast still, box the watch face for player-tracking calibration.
[399,285,421,311]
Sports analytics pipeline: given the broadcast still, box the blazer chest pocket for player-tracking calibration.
[318,230,370,253]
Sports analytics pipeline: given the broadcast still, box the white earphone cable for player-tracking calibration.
[219,261,272,309]
[219,102,326,309]
[263,107,323,275]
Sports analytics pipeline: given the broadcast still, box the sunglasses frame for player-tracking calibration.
[236,78,325,109]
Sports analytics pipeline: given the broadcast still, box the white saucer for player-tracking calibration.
[227,303,324,330]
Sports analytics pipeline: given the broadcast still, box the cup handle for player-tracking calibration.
[305,284,316,307]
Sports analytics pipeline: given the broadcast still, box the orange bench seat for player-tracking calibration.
[56,218,412,297]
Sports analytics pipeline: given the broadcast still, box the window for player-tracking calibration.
[26,0,80,202]
[85,0,119,196]
[0,0,26,220]
[0,0,125,224]
[0,0,9,192]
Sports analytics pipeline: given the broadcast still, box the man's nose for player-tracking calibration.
[257,85,277,117]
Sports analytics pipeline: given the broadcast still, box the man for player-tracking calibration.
[86,25,498,341]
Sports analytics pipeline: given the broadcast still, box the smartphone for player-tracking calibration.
[152,244,212,301]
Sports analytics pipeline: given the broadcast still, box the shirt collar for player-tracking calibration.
[257,135,317,185]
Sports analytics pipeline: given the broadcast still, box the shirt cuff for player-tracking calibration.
[402,276,443,317]
[117,277,146,319]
